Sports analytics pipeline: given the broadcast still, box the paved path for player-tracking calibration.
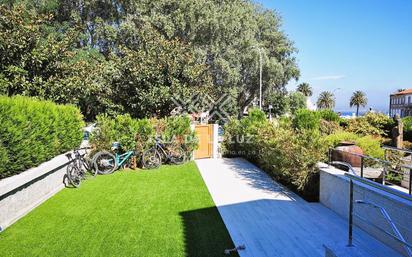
[196,158,402,257]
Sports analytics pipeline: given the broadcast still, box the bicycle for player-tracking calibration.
[65,147,93,188]
[142,137,186,169]
[92,142,136,175]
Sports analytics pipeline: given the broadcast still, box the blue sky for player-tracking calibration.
[257,0,412,113]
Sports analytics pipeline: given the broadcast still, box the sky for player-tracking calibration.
[257,0,412,113]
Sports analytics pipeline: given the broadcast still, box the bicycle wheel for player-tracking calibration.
[67,163,82,188]
[142,148,161,169]
[93,151,117,174]
[169,146,186,165]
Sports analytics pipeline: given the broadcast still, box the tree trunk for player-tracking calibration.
[356,105,359,117]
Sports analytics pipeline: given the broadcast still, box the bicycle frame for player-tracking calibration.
[155,142,170,159]
[115,150,135,167]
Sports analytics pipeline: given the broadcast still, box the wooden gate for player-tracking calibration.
[194,124,213,159]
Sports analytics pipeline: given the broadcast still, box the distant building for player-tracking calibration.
[390,88,412,117]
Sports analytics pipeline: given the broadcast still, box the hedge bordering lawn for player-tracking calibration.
[90,114,198,158]
[0,96,84,179]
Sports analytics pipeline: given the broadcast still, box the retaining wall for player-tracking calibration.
[0,152,72,231]
[319,165,412,256]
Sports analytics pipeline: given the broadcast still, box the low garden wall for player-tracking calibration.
[0,151,74,231]
[319,165,412,256]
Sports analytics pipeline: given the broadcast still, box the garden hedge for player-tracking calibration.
[0,96,84,179]
[90,114,198,160]
[223,108,386,201]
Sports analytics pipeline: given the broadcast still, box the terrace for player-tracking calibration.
[1,153,410,256]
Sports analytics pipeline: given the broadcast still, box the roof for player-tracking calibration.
[391,88,412,96]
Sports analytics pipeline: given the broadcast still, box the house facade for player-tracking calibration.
[389,88,412,118]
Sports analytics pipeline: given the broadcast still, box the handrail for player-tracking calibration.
[382,145,412,155]
[329,161,357,175]
[330,147,412,195]
[345,173,412,201]
[355,200,412,257]
[331,148,390,165]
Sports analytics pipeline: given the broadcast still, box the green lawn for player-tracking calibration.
[0,162,237,257]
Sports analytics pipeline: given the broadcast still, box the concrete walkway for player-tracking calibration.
[195,158,402,257]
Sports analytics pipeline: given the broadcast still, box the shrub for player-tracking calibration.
[224,114,326,200]
[0,96,84,179]
[0,141,9,175]
[346,117,383,137]
[292,109,320,130]
[323,131,360,147]
[135,119,156,154]
[164,116,198,154]
[355,135,384,159]
[364,112,394,133]
[346,112,394,137]
[318,109,340,122]
[319,120,340,135]
[324,131,383,159]
[258,129,326,200]
[402,117,412,141]
[90,114,197,159]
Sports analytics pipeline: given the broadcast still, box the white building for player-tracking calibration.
[389,88,412,117]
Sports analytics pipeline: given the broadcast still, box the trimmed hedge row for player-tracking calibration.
[0,96,84,179]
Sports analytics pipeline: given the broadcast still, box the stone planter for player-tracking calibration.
[332,141,363,167]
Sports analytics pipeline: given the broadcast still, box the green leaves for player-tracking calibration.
[2,0,299,119]
[90,114,197,157]
[0,96,84,179]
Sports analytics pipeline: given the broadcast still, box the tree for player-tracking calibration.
[297,83,312,97]
[317,91,335,110]
[288,92,307,114]
[2,1,300,119]
[265,91,289,117]
[350,91,368,116]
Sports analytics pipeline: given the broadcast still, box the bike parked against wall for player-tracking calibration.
[142,137,186,169]
[65,147,94,187]
[92,142,137,175]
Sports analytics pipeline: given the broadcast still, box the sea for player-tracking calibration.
[338,110,389,118]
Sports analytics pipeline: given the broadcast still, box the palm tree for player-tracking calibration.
[297,82,313,97]
[317,91,335,109]
[350,91,368,116]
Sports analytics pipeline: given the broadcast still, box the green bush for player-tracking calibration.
[164,116,198,154]
[355,135,384,159]
[324,131,383,159]
[0,141,9,175]
[319,120,340,135]
[292,109,320,130]
[318,109,340,122]
[91,114,154,154]
[346,117,383,137]
[402,117,412,141]
[90,114,197,158]
[223,113,326,200]
[346,112,394,137]
[135,119,156,154]
[0,96,84,179]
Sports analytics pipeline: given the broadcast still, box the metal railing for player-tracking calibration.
[347,177,412,257]
[329,146,412,195]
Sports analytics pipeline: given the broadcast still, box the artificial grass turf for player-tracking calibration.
[0,162,238,257]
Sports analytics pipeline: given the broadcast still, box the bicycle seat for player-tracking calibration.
[65,153,73,159]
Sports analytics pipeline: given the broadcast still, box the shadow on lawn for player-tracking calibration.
[180,206,239,257]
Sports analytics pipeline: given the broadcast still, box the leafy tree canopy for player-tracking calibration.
[1,0,299,120]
